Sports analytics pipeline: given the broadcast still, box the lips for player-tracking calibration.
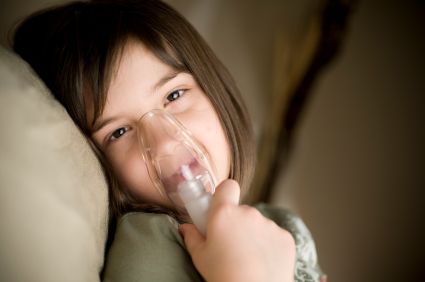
[160,158,204,194]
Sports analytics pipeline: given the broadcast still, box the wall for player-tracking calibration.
[271,1,425,281]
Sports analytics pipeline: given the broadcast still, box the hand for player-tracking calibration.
[179,179,296,282]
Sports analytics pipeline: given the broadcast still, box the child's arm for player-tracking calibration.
[179,179,296,282]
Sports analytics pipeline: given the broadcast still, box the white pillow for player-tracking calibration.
[0,46,108,282]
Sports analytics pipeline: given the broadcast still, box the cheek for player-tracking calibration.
[105,140,168,207]
[184,109,231,183]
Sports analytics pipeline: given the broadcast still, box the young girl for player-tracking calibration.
[13,0,325,281]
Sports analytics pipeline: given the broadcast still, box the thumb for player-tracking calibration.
[179,223,205,255]
[211,179,240,210]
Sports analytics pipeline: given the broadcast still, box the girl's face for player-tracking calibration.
[91,40,231,208]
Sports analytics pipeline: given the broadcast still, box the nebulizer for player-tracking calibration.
[137,109,217,235]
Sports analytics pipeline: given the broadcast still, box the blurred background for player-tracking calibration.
[1,0,424,281]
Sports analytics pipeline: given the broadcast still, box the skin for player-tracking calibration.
[90,39,296,281]
[180,179,296,282]
[91,40,231,208]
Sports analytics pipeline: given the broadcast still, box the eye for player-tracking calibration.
[165,89,186,105]
[108,127,129,142]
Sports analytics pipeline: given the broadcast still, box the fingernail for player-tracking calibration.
[178,224,185,237]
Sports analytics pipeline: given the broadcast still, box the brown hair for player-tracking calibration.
[13,0,255,219]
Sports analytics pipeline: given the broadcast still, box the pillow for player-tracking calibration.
[0,45,108,282]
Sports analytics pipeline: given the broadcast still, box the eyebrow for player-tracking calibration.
[152,71,179,92]
[91,117,117,134]
[91,70,181,134]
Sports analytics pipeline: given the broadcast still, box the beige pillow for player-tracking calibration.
[0,46,108,282]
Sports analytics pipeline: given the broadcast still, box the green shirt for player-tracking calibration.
[102,204,325,282]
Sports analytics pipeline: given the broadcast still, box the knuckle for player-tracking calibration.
[210,202,234,221]
[277,228,296,251]
[241,205,263,221]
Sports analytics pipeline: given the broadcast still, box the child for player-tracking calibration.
[13,0,325,281]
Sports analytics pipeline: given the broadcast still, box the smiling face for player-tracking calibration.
[90,40,231,209]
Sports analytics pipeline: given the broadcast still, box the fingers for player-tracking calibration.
[180,179,241,257]
[211,179,240,210]
[179,223,204,255]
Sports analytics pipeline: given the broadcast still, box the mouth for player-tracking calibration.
[160,158,204,194]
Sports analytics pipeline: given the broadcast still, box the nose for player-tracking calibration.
[137,110,191,178]
[139,110,178,156]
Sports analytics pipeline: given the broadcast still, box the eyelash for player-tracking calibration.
[165,89,186,105]
[108,126,130,142]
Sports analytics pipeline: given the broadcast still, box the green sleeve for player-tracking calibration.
[102,212,204,282]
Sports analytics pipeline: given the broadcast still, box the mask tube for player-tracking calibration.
[137,109,217,234]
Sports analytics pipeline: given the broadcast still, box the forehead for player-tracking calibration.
[86,40,173,127]
[105,40,171,109]
[109,40,170,94]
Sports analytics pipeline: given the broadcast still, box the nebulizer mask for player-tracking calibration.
[137,109,217,235]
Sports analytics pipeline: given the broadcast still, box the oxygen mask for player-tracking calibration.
[137,109,217,234]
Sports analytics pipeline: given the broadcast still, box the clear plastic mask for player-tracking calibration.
[137,109,216,234]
